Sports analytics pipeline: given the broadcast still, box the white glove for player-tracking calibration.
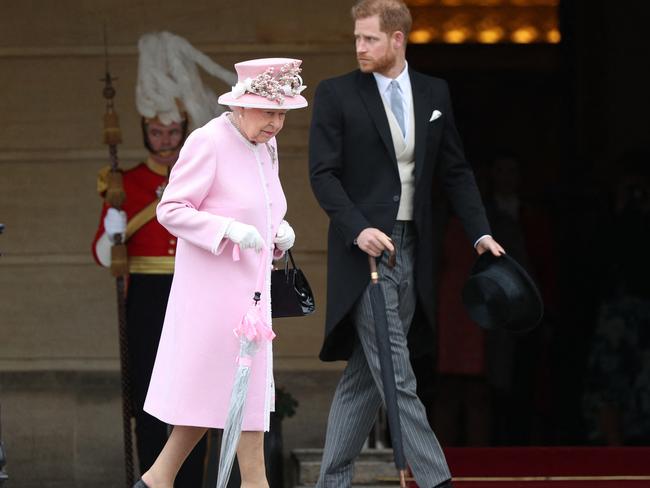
[273,220,295,251]
[225,221,264,252]
[103,208,127,243]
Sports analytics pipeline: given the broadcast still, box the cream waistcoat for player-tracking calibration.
[380,95,416,220]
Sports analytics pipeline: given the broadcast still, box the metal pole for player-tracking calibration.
[0,235,8,487]
[100,27,134,487]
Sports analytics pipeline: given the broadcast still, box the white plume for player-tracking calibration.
[136,31,237,129]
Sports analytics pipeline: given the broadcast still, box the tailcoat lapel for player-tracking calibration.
[357,72,397,165]
[410,69,432,188]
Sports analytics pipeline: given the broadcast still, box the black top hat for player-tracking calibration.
[462,252,544,333]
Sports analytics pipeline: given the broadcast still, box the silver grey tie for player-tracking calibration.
[389,80,406,137]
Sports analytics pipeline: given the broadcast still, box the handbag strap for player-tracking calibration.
[282,248,298,273]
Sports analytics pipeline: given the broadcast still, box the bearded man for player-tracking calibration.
[308,1,504,487]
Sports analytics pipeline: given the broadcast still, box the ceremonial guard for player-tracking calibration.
[91,31,236,487]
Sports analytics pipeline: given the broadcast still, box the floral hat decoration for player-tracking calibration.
[217,58,308,110]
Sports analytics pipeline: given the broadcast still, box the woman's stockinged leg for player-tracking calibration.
[141,425,208,488]
[238,431,269,488]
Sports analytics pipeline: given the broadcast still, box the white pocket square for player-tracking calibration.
[429,110,442,122]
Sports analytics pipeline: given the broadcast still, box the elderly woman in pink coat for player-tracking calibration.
[135,58,308,488]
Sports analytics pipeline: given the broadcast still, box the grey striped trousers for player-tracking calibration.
[316,221,450,488]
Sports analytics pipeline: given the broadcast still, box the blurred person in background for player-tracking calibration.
[583,150,650,446]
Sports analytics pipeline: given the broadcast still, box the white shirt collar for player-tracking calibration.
[372,61,411,100]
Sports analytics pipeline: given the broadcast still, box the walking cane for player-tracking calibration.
[100,28,135,487]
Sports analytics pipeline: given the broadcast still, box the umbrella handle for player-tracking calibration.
[368,249,397,283]
[387,249,396,269]
[368,256,379,284]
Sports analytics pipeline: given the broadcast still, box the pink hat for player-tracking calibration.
[217,58,308,110]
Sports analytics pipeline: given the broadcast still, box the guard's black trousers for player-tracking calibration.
[127,273,207,487]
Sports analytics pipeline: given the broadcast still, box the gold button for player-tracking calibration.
[169,239,176,245]
[167,248,175,255]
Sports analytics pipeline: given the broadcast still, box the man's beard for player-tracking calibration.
[358,48,397,74]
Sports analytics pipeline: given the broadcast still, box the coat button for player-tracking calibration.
[169,239,176,245]
[167,248,175,255]
[392,195,400,202]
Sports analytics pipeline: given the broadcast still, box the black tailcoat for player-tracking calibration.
[309,67,491,361]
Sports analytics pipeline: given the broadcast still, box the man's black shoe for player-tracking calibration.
[433,479,454,488]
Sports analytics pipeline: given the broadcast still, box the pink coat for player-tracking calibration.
[143,113,287,431]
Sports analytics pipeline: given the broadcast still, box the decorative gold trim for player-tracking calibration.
[125,199,160,241]
[128,256,174,274]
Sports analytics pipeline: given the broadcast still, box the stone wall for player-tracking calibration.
[0,1,360,485]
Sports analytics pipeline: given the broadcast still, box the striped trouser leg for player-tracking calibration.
[318,222,451,488]
[315,339,383,488]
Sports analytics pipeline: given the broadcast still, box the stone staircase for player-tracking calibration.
[290,446,650,488]
[291,448,403,488]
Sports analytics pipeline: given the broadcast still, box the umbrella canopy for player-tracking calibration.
[216,249,275,488]
[368,254,407,488]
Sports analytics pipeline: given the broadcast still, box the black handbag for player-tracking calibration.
[271,249,315,318]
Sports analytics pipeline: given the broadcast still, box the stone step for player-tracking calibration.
[291,448,404,487]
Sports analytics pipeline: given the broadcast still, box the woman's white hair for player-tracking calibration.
[136,31,237,129]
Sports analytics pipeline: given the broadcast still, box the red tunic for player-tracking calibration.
[92,159,177,273]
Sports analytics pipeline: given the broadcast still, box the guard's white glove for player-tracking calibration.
[103,208,127,243]
[273,220,295,251]
[225,221,265,252]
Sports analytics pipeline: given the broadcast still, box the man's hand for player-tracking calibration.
[476,235,505,256]
[355,228,395,257]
